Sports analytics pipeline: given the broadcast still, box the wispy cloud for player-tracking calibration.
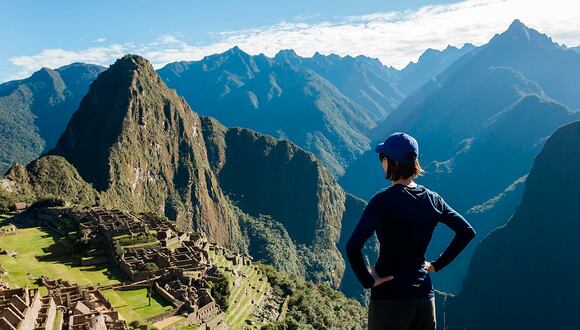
[5,0,580,82]
[92,37,107,43]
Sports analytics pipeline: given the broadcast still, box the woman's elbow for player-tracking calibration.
[465,227,476,240]
[346,236,361,255]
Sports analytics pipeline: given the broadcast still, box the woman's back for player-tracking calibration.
[346,132,475,330]
[346,182,475,299]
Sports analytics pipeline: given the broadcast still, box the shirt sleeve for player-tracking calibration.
[431,194,476,272]
[346,195,382,289]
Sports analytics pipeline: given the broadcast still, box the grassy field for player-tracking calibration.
[101,288,173,324]
[0,225,121,293]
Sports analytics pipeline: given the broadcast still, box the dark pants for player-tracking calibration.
[368,297,436,330]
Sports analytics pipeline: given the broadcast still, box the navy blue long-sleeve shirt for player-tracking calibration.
[346,183,476,299]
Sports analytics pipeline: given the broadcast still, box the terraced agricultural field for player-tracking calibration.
[211,250,271,329]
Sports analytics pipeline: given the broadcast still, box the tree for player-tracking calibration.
[209,270,230,311]
[142,262,158,306]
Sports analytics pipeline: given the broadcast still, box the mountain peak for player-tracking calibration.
[505,19,531,38]
[114,54,153,71]
[52,54,184,191]
[227,45,250,57]
[274,49,302,66]
[492,19,556,49]
[275,49,298,58]
[30,67,59,81]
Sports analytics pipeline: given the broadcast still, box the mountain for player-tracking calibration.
[341,20,580,293]
[51,55,243,248]
[446,120,580,329]
[394,43,475,95]
[0,63,105,173]
[2,155,97,206]
[274,50,404,121]
[2,55,373,297]
[158,47,381,177]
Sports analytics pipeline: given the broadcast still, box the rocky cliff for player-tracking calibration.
[446,120,580,329]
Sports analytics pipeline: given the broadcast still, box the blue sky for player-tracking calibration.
[1,0,579,82]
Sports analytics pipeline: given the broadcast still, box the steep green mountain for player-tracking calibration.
[158,47,376,177]
[51,54,245,249]
[0,63,105,173]
[2,55,371,297]
[394,43,475,95]
[341,20,580,293]
[274,50,404,121]
[1,155,97,206]
[259,263,367,329]
[446,120,580,330]
[199,116,348,286]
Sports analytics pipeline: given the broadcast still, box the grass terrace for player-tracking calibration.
[0,225,121,294]
[211,249,271,329]
[101,288,173,324]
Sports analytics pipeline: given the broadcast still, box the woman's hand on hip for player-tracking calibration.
[369,266,394,287]
[423,261,436,272]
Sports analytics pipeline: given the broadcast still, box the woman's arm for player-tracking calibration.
[431,196,476,272]
[346,195,382,288]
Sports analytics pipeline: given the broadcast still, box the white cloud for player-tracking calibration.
[5,0,580,81]
[93,37,107,43]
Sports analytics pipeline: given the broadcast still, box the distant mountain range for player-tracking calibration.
[0,45,466,177]
[157,46,468,176]
[446,119,580,329]
[389,43,475,95]
[341,19,580,292]
[0,63,105,172]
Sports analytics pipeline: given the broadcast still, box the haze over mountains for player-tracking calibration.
[0,63,105,172]
[157,46,467,177]
[1,19,580,318]
[0,43,465,177]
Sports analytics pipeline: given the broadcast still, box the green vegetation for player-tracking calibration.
[238,211,304,278]
[101,288,173,324]
[29,196,66,208]
[0,222,172,324]
[0,64,104,174]
[207,268,230,311]
[3,156,98,206]
[258,263,367,330]
[0,186,20,212]
[0,226,120,292]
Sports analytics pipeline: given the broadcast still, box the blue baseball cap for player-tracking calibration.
[375,132,419,163]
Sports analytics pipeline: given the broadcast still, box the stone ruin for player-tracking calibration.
[153,269,226,328]
[10,206,247,329]
[0,286,57,330]
[41,276,126,329]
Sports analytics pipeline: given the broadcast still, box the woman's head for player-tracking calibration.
[376,132,425,181]
[379,152,425,181]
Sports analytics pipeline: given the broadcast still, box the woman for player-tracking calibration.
[346,132,476,330]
